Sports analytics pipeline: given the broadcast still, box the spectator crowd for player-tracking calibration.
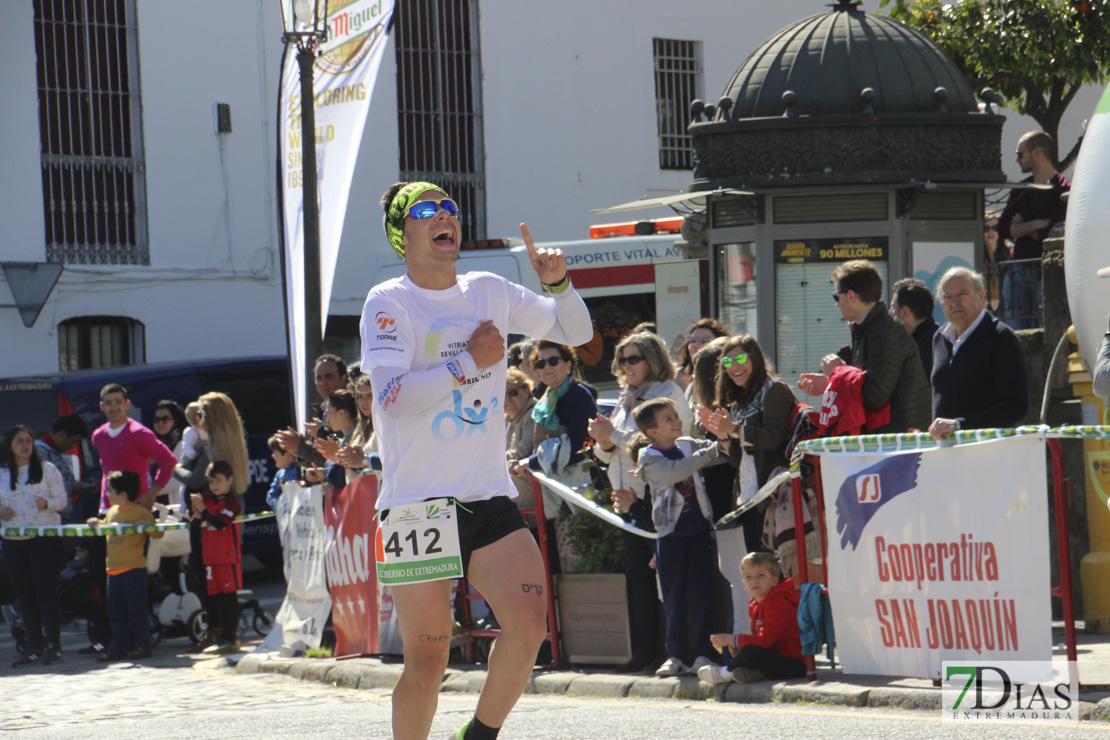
[0,232,1066,684]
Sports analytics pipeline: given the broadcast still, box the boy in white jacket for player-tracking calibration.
[631,397,731,677]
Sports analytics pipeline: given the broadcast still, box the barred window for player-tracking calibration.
[58,316,145,371]
[653,38,700,171]
[395,0,486,241]
[34,0,149,265]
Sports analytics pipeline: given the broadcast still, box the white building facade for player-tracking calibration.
[0,0,1098,377]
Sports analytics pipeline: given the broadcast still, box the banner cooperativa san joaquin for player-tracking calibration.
[818,434,1051,678]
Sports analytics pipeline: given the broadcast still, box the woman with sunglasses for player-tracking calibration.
[362,181,591,740]
[587,331,691,674]
[509,341,596,477]
[150,400,187,506]
[698,336,800,634]
[675,318,728,392]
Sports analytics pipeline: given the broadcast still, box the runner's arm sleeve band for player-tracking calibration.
[369,352,480,420]
[539,287,593,347]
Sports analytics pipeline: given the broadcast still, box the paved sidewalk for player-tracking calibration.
[236,621,1110,721]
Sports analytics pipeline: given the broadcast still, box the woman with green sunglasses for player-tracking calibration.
[697,335,806,652]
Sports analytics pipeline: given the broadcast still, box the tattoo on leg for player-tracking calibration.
[520,583,544,597]
[418,633,448,644]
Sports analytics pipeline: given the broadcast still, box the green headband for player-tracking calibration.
[384,181,451,260]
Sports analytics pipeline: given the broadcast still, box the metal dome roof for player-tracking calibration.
[721,1,978,119]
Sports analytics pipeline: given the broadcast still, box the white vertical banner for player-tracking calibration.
[279,0,395,431]
[819,435,1051,678]
[275,481,332,651]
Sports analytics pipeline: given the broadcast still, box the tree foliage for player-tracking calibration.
[879,0,1110,170]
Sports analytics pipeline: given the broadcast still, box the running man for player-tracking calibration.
[360,182,592,740]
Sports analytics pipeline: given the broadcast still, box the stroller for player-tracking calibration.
[146,505,276,644]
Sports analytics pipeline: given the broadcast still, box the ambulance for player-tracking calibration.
[370,217,707,388]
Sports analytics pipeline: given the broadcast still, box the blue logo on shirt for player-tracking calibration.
[431,390,499,440]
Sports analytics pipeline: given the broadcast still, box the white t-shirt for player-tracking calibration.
[360,271,558,509]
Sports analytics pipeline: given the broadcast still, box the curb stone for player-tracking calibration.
[723,680,777,704]
[628,677,681,699]
[289,660,333,683]
[779,681,870,707]
[359,665,404,689]
[565,674,636,698]
[1091,698,1110,722]
[442,669,487,693]
[529,671,581,695]
[236,655,262,674]
[671,675,705,700]
[326,663,365,689]
[866,687,941,711]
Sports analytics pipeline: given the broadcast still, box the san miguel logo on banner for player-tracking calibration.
[819,436,1051,678]
[279,0,395,433]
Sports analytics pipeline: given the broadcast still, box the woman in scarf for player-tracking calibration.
[700,335,814,581]
[588,331,690,673]
[509,341,596,476]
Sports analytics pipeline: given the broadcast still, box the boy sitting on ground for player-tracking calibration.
[701,551,805,683]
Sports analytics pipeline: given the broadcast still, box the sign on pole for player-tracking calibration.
[279,0,395,432]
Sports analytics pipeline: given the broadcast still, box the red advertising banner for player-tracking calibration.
[324,475,397,656]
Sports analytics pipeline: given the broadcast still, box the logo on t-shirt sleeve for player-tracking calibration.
[375,312,397,336]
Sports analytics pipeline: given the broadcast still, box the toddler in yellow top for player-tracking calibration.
[87,471,164,661]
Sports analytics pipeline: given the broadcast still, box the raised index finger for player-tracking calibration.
[520,223,539,261]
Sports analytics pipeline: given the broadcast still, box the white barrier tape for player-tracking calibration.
[791,425,1110,462]
[1,510,276,538]
[713,468,792,530]
[530,472,660,540]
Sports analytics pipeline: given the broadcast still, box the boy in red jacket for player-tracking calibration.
[700,551,805,683]
[190,460,241,655]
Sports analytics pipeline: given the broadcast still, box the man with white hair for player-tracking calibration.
[928,267,1028,439]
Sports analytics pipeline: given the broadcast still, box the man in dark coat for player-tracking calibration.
[799,260,932,433]
[928,267,1028,439]
[891,277,939,382]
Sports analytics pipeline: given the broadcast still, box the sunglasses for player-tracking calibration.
[720,353,749,367]
[984,226,998,233]
[407,198,459,219]
[506,386,527,397]
[832,291,845,303]
[152,415,173,423]
[533,357,565,369]
[618,355,645,367]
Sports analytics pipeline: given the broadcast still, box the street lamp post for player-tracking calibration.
[281,1,329,422]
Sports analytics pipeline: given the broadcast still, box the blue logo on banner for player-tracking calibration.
[835,453,923,550]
